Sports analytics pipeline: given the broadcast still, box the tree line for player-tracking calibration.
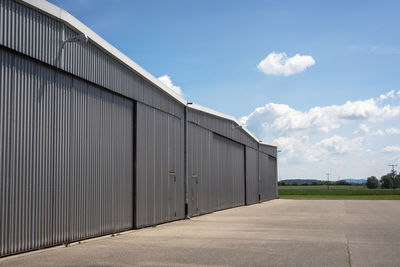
[366,171,400,189]
[278,180,353,186]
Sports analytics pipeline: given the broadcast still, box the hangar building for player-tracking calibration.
[0,0,278,256]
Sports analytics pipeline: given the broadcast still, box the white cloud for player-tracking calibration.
[273,136,325,164]
[273,135,363,164]
[316,135,364,154]
[240,92,400,137]
[356,125,400,136]
[257,52,315,76]
[371,127,400,136]
[241,91,400,176]
[357,124,370,134]
[385,128,400,135]
[378,90,396,102]
[158,75,183,97]
[381,145,400,153]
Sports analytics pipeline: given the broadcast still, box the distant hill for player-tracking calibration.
[345,179,366,184]
[280,179,320,184]
[280,178,366,184]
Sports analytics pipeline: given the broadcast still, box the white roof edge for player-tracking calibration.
[17,0,272,146]
[17,0,187,106]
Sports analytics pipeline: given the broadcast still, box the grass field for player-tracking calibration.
[278,185,400,200]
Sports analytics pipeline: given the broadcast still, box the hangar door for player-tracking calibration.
[259,152,277,201]
[0,50,134,256]
[135,103,185,228]
[245,147,259,205]
[188,124,246,216]
[188,123,213,216]
[213,134,246,210]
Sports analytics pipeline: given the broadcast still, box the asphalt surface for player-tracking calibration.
[1,199,399,267]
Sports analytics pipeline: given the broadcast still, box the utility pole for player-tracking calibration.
[388,164,397,174]
[326,172,331,190]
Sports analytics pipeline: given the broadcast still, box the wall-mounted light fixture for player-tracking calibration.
[63,33,88,48]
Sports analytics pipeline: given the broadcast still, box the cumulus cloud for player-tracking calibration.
[316,135,363,154]
[273,135,363,164]
[355,124,400,136]
[356,124,370,134]
[378,90,396,102]
[372,127,400,136]
[381,145,400,153]
[240,92,400,137]
[385,128,400,135]
[257,52,315,76]
[158,75,183,97]
[241,91,400,170]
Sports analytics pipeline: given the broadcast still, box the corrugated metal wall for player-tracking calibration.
[245,147,259,205]
[1,0,187,229]
[259,143,277,157]
[187,108,258,150]
[0,0,184,118]
[136,102,185,228]
[0,47,134,257]
[0,0,279,257]
[259,152,277,201]
[188,122,245,216]
[187,123,213,216]
[213,134,246,210]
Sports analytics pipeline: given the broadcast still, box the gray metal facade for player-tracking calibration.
[187,122,245,216]
[245,147,259,205]
[187,107,258,150]
[259,152,278,201]
[136,103,185,228]
[0,0,278,257]
[0,47,134,256]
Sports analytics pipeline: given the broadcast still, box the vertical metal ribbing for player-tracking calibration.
[1,0,183,118]
[8,46,16,255]
[245,147,258,205]
[0,47,136,256]
[0,0,271,257]
[0,49,12,256]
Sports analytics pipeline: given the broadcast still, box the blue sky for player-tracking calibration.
[50,0,400,180]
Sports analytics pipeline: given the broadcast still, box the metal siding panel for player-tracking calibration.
[187,122,247,217]
[168,115,177,220]
[187,108,258,150]
[259,152,277,201]
[154,110,162,223]
[213,134,245,211]
[245,147,259,205]
[135,103,147,228]
[259,144,277,157]
[0,0,183,118]
[161,112,169,222]
[267,155,278,200]
[176,118,185,218]
[0,48,12,256]
[123,98,134,230]
[135,103,184,227]
[0,47,134,256]
[146,107,155,225]
[69,78,87,242]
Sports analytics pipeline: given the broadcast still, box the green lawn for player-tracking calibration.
[278,185,400,200]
